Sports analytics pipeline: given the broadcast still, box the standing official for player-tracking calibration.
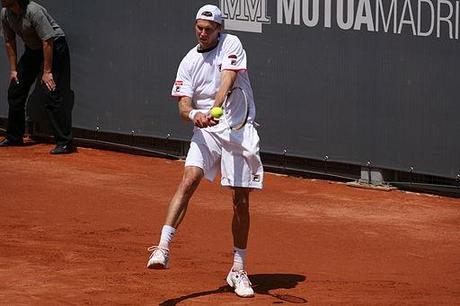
[0,0,73,153]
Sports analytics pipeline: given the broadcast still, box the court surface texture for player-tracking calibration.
[1,144,459,305]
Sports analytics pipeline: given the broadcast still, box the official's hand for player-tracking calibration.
[42,71,56,91]
[10,71,19,84]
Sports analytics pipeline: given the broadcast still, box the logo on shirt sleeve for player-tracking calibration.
[228,54,237,65]
[175,80,183,92]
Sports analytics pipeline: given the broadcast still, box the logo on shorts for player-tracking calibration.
[252,174,260,182]
[220,0,271,33]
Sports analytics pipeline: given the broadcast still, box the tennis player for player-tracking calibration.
[147,4,263,298]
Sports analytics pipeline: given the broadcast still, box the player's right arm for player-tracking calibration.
[178,96,217,128]
[178,96,193,121]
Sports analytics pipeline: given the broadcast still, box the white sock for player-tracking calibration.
[158,225,176,249]
[232,247,247,271]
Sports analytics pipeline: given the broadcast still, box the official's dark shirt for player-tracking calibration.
[1,1,65,50]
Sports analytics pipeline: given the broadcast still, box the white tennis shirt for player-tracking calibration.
[171,33,256,124]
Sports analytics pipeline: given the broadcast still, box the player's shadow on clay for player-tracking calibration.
[159,273,307,305]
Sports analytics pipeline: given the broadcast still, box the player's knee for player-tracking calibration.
[233,203,249,219]
[233,201,250,223]
[179,176,200,195]
[232,189,250,211]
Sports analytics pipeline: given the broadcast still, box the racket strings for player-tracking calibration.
[223,87,248,130]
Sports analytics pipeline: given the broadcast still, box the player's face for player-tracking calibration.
[195,20,221,50]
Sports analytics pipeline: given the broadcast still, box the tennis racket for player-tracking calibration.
[222,87,249,131]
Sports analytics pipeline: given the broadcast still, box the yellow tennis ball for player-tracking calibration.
[210,107,223,118]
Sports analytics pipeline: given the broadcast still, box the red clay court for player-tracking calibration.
[0,143,459,305]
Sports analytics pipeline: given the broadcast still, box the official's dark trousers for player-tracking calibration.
[6,37,73,146]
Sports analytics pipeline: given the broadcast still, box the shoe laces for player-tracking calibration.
[234,270,252,287]
[147,245,169,258]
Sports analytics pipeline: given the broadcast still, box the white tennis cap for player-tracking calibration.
[196,4,223,24]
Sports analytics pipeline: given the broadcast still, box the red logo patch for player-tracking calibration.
[228,54,237,59]
[175,80,183,85]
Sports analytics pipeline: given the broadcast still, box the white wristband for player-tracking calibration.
[188,109,199,121]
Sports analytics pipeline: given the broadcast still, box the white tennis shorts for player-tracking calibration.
[185,124,263,189]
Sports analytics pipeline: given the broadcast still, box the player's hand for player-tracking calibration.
[206,114,219,126]
[42,71,56,91]
[193,112,209,128]
[9,70,19,85]
[193,112,218,128]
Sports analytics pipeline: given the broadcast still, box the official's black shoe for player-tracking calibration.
[50,144,75,154]
[0,138,23,147]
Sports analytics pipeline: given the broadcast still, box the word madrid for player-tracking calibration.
[221,0,460,39]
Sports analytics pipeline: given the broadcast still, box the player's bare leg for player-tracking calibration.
[232,188,250,251]
[147,166,203,269]
[164,166,204,228]
[226,187,255,297]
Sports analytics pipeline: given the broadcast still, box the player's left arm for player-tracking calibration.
[213,70,237,108]
[213,36,247,108]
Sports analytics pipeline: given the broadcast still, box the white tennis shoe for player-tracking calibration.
[147,246,169,269]
[226,269,255,298]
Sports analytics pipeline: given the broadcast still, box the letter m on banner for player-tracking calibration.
[220,0,271,33]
